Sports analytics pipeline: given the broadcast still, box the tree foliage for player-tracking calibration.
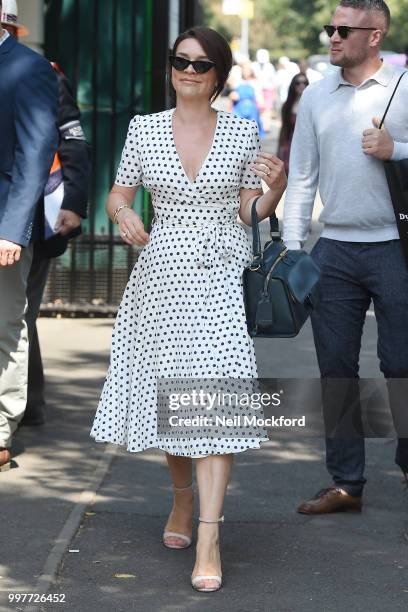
[386,0,408,52]
[201,0,408,59]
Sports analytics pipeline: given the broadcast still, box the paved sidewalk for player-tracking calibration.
[1,311,407,612]
[0,319,115,611]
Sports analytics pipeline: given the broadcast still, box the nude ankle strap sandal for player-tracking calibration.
[191,515,224,592]
[198,515,224,523]
[162,484,193,550]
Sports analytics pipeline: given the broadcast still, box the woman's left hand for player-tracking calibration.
[250,152,287,192]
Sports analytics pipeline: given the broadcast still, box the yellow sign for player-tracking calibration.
[240,1,254,19]
[222,0,254,19]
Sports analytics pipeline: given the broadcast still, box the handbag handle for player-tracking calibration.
[250,198,282,267]
[379,71,406,129]
[251,196,263,259]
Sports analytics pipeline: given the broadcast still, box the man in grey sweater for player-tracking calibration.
[283,0,408,513]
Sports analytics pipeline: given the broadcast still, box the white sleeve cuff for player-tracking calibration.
[284,240,303,251]
[391,141,408,161]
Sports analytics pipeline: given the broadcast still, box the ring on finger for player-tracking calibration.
[122,230,129,238]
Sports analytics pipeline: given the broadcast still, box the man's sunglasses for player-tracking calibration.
[323,25,378,39]
[169,55,215,74]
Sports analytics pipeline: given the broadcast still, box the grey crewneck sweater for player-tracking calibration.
[283,61,408,250]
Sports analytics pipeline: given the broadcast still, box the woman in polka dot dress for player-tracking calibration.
[90,27,287,592]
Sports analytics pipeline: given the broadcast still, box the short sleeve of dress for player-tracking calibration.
[115,115,142,187]
[241,120,262,190]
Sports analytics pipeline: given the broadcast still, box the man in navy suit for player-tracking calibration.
[1,2,90,427]
[0,0,58,471]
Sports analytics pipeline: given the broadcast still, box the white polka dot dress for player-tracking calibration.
[90,109,269,457]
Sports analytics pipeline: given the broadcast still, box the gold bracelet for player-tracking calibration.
[112,204,130,224]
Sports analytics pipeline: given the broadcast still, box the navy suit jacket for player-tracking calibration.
[0,35,58,246]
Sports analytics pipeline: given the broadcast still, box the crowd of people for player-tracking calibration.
[1,0,407,597]
[224,50,322,137]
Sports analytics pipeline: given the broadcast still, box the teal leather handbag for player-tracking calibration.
[243,198,321,338]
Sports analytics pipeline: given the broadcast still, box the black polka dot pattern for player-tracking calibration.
[90,109,269,457]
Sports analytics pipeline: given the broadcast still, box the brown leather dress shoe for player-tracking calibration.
[297,487,362,514]
[0,448,11,472]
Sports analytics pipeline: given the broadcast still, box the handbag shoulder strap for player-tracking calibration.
[379,71,407,129]
[251,196,263,258]
[251,199,281,261]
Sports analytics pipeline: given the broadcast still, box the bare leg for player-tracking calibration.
[165,452,192,488]
[192,453,234,589]
[163,453,194,547]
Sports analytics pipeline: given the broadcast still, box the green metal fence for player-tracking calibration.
[43,0,198,312]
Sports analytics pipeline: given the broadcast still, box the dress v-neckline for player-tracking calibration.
[170,108,220,186]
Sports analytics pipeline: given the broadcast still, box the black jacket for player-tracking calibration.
[38,66,90,257]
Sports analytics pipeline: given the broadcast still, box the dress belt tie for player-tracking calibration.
[152,220,237,269]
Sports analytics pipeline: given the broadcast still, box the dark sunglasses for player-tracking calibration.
[294,79,308,85]
[169,55,215,74]
[324,25,378,39]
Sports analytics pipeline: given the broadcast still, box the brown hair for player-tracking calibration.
[170,26,233,102]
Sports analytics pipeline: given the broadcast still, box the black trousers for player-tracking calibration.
[25,245,51,414]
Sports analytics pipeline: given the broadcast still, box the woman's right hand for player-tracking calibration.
[117,208,150,246]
